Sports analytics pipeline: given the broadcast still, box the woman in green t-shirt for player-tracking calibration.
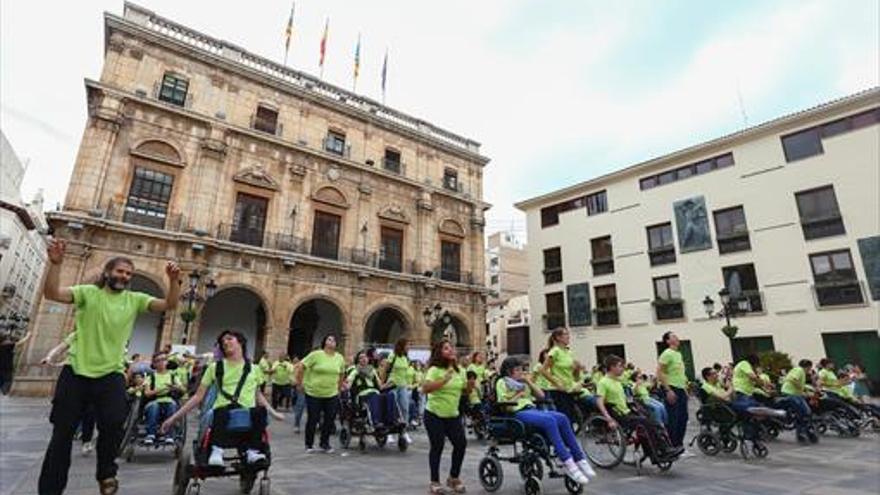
[540,328,589,422]
[161,330,284,468]
[296,334,345,453]
[421,340,473,494]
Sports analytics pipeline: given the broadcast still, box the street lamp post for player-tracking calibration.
[703,287,749,362]
[423,303,454,343]
[179,270,217,345]
[0,312,29,342]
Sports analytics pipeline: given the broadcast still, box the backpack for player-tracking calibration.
[148,372,179,401]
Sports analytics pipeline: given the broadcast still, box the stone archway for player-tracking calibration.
[127,274,164,357]
[363,306,411,346]
[198,287,267,358]
[430,312,470,351]
[288,298,345,359]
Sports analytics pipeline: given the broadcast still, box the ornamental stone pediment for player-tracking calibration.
[378,204,410,224]
[233,164,279,191]
[312,185,350,209]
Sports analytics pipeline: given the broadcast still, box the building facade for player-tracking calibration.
[516,89,880,385]
[0,131,47,323]
[485,231,530,362]
[15,3,489,395]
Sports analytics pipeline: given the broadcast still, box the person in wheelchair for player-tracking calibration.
[160,330,284,467]
[731,356,788,421]
[496,356,596,485]
[143,351,185,446]
[780,359,819,443]
[347,350,399,430]
[596,355,684,462]
[633,373,667,426]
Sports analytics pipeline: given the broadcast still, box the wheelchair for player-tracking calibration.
[171,405,272,495]
[118,393,187,462]
[690,387,769,460]
[809,393,861,438]
[461,398,490,440]
[581,393,681,474]
[338,389,408,452]
[477,401,584,495]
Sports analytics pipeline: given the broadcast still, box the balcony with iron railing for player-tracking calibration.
[812,279,866,307]
[106,200,187,233]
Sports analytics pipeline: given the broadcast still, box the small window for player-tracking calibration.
[545,292,566,331]
[311,211,342,259]
[782,127,823,162]
[715,153,734,168]
[590,236,614,276]
[324,130,347,156]
[809,249,863,306]
[713,206,750,254]
[379,226,404,272]
[543,247,562,284]
[851,108,880,129]
[821,118,850,138]
[253,105,279,135]
[443,168,459,191]
[676,166,693,180]
[158,73,188,107]
[695,160,713,174]
[658,170,676,185]
[640,177,657,190]
[440,240,462,282]
[795,186,845,240]
[123,167,174,229]
[586,190,607,216]
[653,275,684,320]
[594,284,619,326]
[383,148,401,174]
[490,274,499,285]
[541,205,560,228]
[722,263,763,312]
[647,222,676,266]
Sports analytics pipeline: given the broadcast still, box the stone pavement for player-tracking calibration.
[2,396,879,495]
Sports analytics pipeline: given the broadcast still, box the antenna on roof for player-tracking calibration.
[736,79,749,128]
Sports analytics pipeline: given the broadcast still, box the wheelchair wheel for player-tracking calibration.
[526,433,549,457]
[397,435,408,452]
[375,433,387,448]
[118,396,141,459]
[752,442,769,459]
[720,435,738,453]
[172,448,192,495]
[518,453,543,481]
[239,472,257,495]
[477,456,504,492]
[523,475,542,495]
[563,475,583,495]
[656,459,673,472]
[339,427,351,449]
[696,432,720,456]
[763,422,780,440]
[258,477,270,495]
[581,416,625,469]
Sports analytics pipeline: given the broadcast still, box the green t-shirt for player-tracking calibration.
[753,373,771,397]
[817,369,842,394]
[701,381,728,402]
[425,366,466,418]
[148,370,177,404]
[590,371,605,385]
[174,366,190,391]
[633,382,650,403]
[347,367,380,398]
[271,361,295,385]
[838,385,855,400]
[658,348,687,389]
[597,375,630,416]
[533,363,552,390]
[200,359,265,410]
[69,285,154,377]
[547,345,576,391]
[781,367,806,396]
[733,361,756,395]
[301,350,344,398]
[387,353,411,387]
[258,358,273,375]
[621,369,634,386]
[496,378,534,412]
[467,364,488,384]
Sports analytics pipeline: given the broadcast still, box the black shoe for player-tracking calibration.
[796,433,808,444]
[807,431,819,444]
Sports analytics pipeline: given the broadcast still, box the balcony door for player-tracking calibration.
[231,193,268,247]
[311,210,341,260]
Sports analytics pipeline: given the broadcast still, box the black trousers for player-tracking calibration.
[38,366,128,495]
[304,394,339,449]
[271,384,292,409]
[424,411,467,483]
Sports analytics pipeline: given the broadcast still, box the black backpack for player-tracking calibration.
[148,372,180,401]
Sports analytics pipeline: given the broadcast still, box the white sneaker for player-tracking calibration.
[305,447,317,454]
[208,446,225,467]
[388,434,397,444]
[81,441,94,456]
[164,436,176,445]
[563,462,589,485]
[294,427,301,434]
[245,449,267,464]
[322,446,335,454]
[403,432,413,444]
[576,459,597,479]
[143,435,155,446]
[679,449,696,459]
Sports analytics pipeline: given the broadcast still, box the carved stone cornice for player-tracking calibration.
[233,165,280,191]
[200,138,227,159]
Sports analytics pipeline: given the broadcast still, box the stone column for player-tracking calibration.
[189,130,229,234]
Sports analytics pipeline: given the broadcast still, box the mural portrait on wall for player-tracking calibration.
[566,282,591,327]
[674,195,713,253]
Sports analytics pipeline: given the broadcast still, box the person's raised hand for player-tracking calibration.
[165,261,181,281]
[47,239,66,264]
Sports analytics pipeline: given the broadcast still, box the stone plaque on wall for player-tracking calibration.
[857,236,880,301]
[567,282,591,327]
[674,195,712,253]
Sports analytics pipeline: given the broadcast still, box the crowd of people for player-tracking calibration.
[24,242,878,495]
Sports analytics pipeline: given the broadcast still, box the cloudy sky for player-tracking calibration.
[2,0,877,240]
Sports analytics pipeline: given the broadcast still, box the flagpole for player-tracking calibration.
[353,33,361,93]
[319,17,329,80]
[381,48,388,106]
[284,2,295,66]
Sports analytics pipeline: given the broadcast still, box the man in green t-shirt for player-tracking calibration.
[779,359,816,443]
[271,355,295,410]
[656,331,688,449]
[39,239,180,495]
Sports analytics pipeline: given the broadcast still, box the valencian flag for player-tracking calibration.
[283,2,295,65]
[353,34,361,90]
[319,17,329,77]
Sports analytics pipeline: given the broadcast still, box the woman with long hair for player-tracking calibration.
[539,328,588,420]
[421,340,473,494]
[296,334,346,453]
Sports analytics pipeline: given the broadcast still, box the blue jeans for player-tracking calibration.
[664,387,689,447]
[392,386,410,426]
[643,397,668,425]
[779,394,811,435]
[292,388,306,428]
[361,390,398,427]
[515,408,585,462]
[144,401,177,436]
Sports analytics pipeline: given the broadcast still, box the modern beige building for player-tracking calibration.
[516,89,880,386]
[485,231,530,362]
[15,3,490,395]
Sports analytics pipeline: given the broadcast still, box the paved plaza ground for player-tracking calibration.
[2,396,878,495]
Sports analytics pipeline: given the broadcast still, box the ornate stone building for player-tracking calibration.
[15,3,489,395]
